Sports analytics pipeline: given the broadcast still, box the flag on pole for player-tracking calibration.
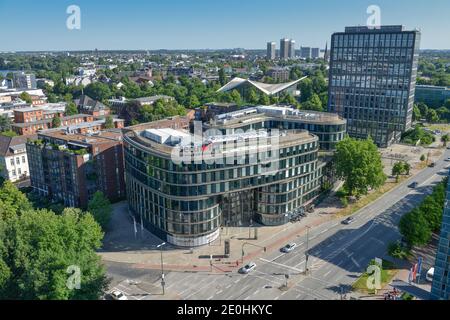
[417,257,423,276]
[412,263,418,282]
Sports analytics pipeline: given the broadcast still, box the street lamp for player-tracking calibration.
[305,226,311,275]
[156,242,166,295]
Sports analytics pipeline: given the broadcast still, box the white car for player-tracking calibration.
[110,290,128,300]
[281,243,297,253]
[239,262,257,274]
[426,268,435,282]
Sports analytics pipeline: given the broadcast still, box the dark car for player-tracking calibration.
[429,162,436,168]
[408,182,419,189]
[342,217,355,225]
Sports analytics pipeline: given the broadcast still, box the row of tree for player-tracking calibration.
[399,178,447,247]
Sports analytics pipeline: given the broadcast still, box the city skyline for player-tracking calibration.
[1,0,450,51]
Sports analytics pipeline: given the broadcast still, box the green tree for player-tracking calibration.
[441,134,450,147]
[392,162,405,182]
[259,94,271,105]
[412,105,422,121]
[52,115,61,128]
[0,180,33,220]
[65,102,78,116]
[426,109,439,123]
[0,115,12,132]
[247,88,259,105]
[19,92,32,104]
[299,78,314,102]
[302,93,323,111]
[0,208,108,300]
[84,82,112,101]
[104,115,114,129]
[334,136,387,197]
[87,191,112,231]
[218,68,226,86]
[399,208,432,246]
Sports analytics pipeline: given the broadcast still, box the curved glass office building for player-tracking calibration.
[123,106,346,247]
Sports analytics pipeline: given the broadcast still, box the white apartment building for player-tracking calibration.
[0,135,36,183]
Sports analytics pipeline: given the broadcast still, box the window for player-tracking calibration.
[22,156,26,163]
[16,158,20,165]
[10,159,14,166]
[12,169,16,176]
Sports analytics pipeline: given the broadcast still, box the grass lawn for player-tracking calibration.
[426,123,450,133]
[352,260,399,295]
[336,176,408,218]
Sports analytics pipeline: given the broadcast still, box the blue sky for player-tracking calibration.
[1,0,449,51]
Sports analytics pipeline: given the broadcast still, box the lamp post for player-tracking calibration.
[157,242,166,295]
[305,226,311,275]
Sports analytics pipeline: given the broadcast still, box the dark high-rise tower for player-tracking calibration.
[280,38,290,60]
[328,25,421,147]
[267,42,276,60]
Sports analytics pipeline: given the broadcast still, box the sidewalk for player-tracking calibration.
[99,201,336,273]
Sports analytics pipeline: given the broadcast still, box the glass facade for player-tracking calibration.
[431,176,450,300]
[328,26,421,147]
[124,130,323,247]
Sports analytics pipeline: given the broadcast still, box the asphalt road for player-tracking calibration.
[105,148,450,300]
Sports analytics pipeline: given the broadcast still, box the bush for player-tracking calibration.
[341,197,349,208]
[388,241,411,260]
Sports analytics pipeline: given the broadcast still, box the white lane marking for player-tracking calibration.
[259,258,303,273]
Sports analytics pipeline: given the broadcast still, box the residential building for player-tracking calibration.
[123,106,345,247]
[0,134,37,182]
[431,175,450,300]
[267,42,276,60]
[12,114,95,135]
[75,95,111,117]
[267,67,290,83]
[328,25,421,147]
[108,95,175,111]
[26,129,125,208]
[300,47,312,59]
[12,72,37,89]
[280,38,291,60]
[415,85,450,108]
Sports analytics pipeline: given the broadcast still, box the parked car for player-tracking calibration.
[342,217,355,225]
[426,268,435,282]
[408,182,419,189]
[110,290,128,300]
[429,162,436,168]
[281,243,297,253]
[445,158,450,162]
[239,262,257,274]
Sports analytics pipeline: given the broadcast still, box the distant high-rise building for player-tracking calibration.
[280,38,291,60]
[289,40,296,58]
[267,42,276,60]
[12,72,36,90]
[328,25,421,147]
[431,174,450,300]
[324,42,330,61]
[300,47,311,59]
[311,48,320,59]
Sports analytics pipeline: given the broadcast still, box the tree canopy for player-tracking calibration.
[334,136,387,197]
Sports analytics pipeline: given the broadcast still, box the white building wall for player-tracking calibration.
[1,152,30,182]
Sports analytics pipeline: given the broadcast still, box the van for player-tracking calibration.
[426,268,435,282]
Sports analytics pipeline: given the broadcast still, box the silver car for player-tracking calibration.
[281,243,297,253]
[239,262,257,274]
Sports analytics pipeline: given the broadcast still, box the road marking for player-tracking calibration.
[259,258,303,273]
